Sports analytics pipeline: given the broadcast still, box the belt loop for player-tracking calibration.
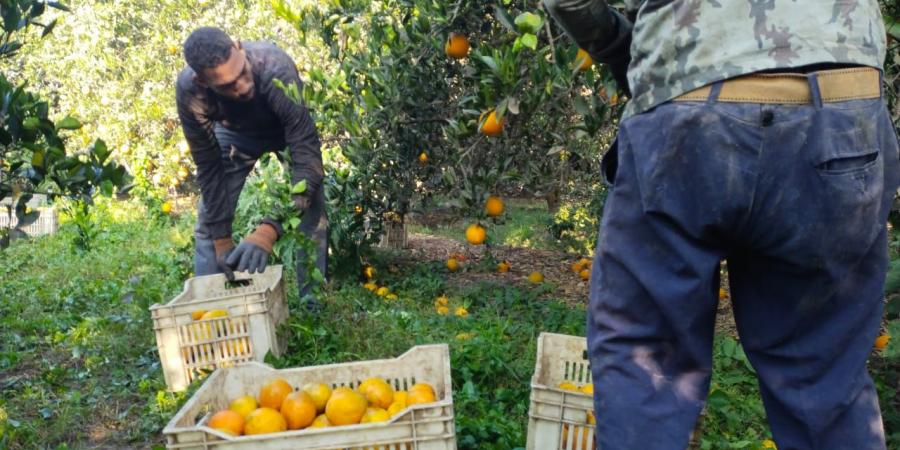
[806,73,823,108]
[707,81,724,104]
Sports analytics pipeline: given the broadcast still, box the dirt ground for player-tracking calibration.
[403,232,739,336]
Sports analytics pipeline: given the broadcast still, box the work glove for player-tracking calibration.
[213,237,237,281]
[226,219,283,275]
[544,0,633,96]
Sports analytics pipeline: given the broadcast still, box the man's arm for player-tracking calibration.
[176,72,234,240]
[544,0,633,95]
[263,56,323,206]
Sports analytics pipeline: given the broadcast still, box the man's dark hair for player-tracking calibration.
[183,27,234,73]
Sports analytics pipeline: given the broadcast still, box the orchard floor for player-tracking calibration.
[0,198,894,449]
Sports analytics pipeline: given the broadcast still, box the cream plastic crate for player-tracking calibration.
[0,207,59,237]
[163,344,456,450]
[526,333,596,450]
[150,265,287,392]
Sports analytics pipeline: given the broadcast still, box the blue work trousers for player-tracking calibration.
[588,77,899,449]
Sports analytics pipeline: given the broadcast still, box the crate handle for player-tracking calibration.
[224,277,254,289]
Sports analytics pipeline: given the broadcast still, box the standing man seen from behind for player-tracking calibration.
[546,1,897,449]
[176,27,327,309]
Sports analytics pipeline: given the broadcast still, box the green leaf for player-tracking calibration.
[885,259,900,295]
[883,320,900,358]
[56,116,82,130]
[91,139,110,164]
[520,33,538,50]
[289,217,301,229]
[478,55,499,74]
[514,12,542,35]
[22,117,39,130]
[100,180,114,197]
[574,96,591,116]
[886,16,900,41]
[291,180,308,194]
[495,6,517,34]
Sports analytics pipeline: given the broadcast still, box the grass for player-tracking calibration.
[0,198,896,449]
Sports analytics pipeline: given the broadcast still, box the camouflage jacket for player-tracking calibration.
[622,0,887,117]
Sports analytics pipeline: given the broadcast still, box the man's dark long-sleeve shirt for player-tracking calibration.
[176,41,322,240]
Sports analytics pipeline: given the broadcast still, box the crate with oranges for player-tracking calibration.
[150,266,287,391]
[163,344,456,449]
[526,333,597,450]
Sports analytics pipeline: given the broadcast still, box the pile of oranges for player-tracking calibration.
[570,258,592,282]
[206,377,438,436]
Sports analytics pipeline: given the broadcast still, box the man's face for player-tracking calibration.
[200,43,255,102]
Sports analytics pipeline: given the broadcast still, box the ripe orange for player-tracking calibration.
[579,269,590,281]
[190,310,207,321]
[875,334,890,350]
[719,288,727,301]
[363,282,378,291]
[309,413,331,428]
[208,409,244,436]
[244,407,287,435]
[447,258,460,272]
[302,383,333,413]
[574,48,593,72]
[558,381,578,391]
[376,286,390,297]
[436,305,450,315]
[418,152,428,163]
[280,391,317,430]
[581,384,594,395]
[229,395,258,419]
[387,400,405,417]
[434,296,450,308]
[528,271,544,284]
[259,378,293,410]
[445,32,470,59]
[360,407,391,423]
[354,204,364,214]
[497,261,510,273]
[200,309,229,320]
[358,378,395,409]
[485,196,505,217]
[326,387,369,425]
[363,265,375,280]
[465,223,487,245]
[407,383,437,406]
[387,390,408,416]
[762,439,777,449]
[455,306,469,317]
[161,201,173,214]
[479,110,504,137]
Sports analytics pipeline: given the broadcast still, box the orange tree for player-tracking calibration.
[279,0,621,249]
[0,0,130,248]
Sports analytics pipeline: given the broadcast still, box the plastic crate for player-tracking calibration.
[162,344,456,450]
[150,265,288,392]
[0,207,59,237]
[526,333,596,450]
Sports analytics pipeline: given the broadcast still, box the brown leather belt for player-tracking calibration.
[673,67,881,104]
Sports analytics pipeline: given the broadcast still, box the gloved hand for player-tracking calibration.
[225,220,283,274]
[213,237,237,281]
[544,0,633,96]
